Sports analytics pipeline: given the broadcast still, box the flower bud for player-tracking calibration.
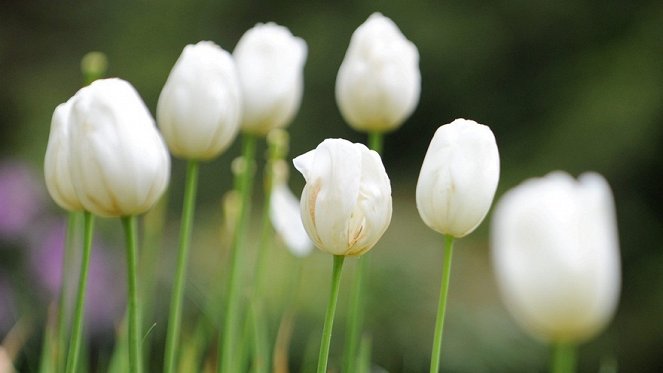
[233,23,307,136]
[270,161,313,257]
[44,99,83,212]
[491,172,621,343]
[293,138,392,256]
[68,78,170,217]
[416,119,500,237]
[336,12,420,133]
[157,41,242,160]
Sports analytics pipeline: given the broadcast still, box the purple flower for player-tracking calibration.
[0,160,43,239]
[31,220,125,336]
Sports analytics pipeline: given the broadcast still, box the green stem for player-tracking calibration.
[368,132,383,155]
[121,216,142,373]
[164,160,200,373]
[64,211,94,373]
[429,236,455,373]
[342,257,366,373]
[551,342,577,373]
[219,133,258,373]
[57,212,79,373]
[317,255,345,373]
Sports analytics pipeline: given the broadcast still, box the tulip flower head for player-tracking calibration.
[233,23,307,136]
[491,171,621,343]
[336,12,420,133]
[157,41,242,160]
[67,78,171,217]
[44,99,84,212]
[293,138,392,256]
[270,160,314,257]
[416,119,500,237]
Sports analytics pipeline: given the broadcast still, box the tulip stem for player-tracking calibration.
[368,132,383,154]
[220,133,257,373]
[429,235,455,373]
[317,255,345,373]
[164,159,199,373]
[121,215,143,373]
[551,342,577,373]
[64,211,94,373]
[57,211,79,373]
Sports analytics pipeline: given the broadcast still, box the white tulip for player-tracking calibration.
[157,41,242,160]
[416,119,500,237]
[233,22,307,136]
[270,160,313,257]
[44,99,83,212]
[293,138,392,256]
[491,171,621,343]
[336,12,420,133]
[68,78,170,217]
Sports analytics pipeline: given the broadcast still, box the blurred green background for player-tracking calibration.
[1,0,662,372]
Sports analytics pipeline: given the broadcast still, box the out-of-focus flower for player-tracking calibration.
[0,346,14,373]
[293,138,392,256]
[31,221,125,336]
[336,12,420,133]
[416,118,500,238]
[157,41,242,160]
[491,172,621,343]
[233,23,307,136]
[0,161,43,238]
[67,78,170,217]
[44,100,83,213]
[269,160,313,257]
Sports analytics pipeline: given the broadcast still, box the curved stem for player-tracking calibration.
[164,160,199,373]
[64,211,94,373]
[317,255,345,373]
[122,216,142,373]
[219,133,257,373]
[551,342,577,373]
[429,236,455,373]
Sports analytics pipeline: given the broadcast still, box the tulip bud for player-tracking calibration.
[44,99,84,212]
[157,41,242,160]
[336,12,420,133]
[293,138,392,256]
[270,161,313,257]
[416,119,500,237]
[68,78,170,217]
[233,23,307,136]
[491,172,621,343]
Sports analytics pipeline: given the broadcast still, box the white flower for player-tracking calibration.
[416,119,500,237]
[157,41,242,160]
[269,160,313,257]
[44,99,83,212]
[293,138,392,256]
[336,12,420,133]
[68,78,171,217]
[233,22,307,136]
[491,172,621,343]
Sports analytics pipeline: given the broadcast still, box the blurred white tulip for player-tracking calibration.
[68,78,170,217]
[44,99,83,212]
[491,171,621,343]
[293,138,392,256]
[270,160,313,257]
[336,12,420,133]
[416,118,500,237]
[157,41,242,160]
[234,23,307,136]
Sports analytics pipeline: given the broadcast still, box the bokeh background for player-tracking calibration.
[1,0,662,371]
